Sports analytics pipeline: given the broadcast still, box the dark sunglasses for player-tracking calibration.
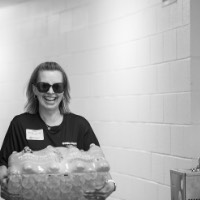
[34,82,65,93]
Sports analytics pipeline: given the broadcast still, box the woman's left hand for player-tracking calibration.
[84,180,115,200]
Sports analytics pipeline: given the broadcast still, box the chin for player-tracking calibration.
[41,103,59,111]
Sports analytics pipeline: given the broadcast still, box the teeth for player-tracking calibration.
[44,97,56,101]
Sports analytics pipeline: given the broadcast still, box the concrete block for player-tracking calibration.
[111,96,139,122]
[89,97,113,121]
[191,57,200,91]
[164,94,177,123]
[88,15,135,47]
[96,123,157,152]
[152,153,165,183]
[88,0,138,25]
[170,59,190,92]
[68,51,92,74]
[183,0,190,25]
[47,13,60,36]
[171,125,185,157]
[163,29,176,61]
[143,181,158,200]
[133,124,157,152]
[69,98,88,117]
[89,73,105,96]
[150,33,163,64]
[138,66,157,94]
[158,185,171,200]
[157,3,170,32]
[155,125,171,154]
[92,122,138,148]
[134,7,157,39]
[67,28,89,51]
[183,125,200,158]
[111,70,138,96]
[191,91,200,124]
[157,63,171,93]
[176,92,191,124]
[70,75,90,97]
[135,38,150,67]
[65,0,89,10]
[191,0,200,57]
[107,173,139,200]
[150,95,164,123]
[138,95,150,122]
[111,42,137,69]
[72,6,88,30]
[103,147,152,180]
[177,25,190,59]
[169,0,183,29]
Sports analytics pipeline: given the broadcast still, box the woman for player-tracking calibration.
[0,62,116,199]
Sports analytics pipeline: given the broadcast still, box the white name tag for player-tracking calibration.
[26,129,44,140]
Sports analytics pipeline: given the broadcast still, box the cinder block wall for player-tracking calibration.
[0,0,198,200]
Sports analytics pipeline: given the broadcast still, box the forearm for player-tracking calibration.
[107,172,112,180]
[0,165,8,182]
[106,172,116,192]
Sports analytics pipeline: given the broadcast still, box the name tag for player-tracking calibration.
[26,129,44,140]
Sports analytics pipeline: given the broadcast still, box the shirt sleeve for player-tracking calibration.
[0,120,16,168]
[77,117,100,151]
[83,122,100,150]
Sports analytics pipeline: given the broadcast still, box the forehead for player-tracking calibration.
[37,70,63,83]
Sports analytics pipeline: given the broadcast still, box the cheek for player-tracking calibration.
[57,94,64,102]
[59,94,64,99]
[37,95,44,103]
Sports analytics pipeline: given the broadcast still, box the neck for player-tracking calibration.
[39,108,63,127]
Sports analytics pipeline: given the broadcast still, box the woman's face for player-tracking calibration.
[33,70,64,113]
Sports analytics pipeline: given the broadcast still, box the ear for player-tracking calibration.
[32,84,37,96]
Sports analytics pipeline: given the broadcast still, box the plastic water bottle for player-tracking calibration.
[71,174,85,187]
[7,175,22,194]
[22,175,35,189]
[47,187,61,200]
[34,194,48,200]
[22,188,35,200]
[94,172,107,190]
[46,175,60,189]
[84,171,97,181]
[60,176,72,193]
[82,179,95,192]
[35,181,47,195]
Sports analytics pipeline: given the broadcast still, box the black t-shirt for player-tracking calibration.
[0,112,99,167]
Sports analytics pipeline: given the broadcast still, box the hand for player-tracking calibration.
[0,165,8,184]
[84,180,116,200]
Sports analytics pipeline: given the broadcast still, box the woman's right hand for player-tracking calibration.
[0,165,8,184]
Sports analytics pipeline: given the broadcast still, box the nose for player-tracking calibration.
[47,86,54,93]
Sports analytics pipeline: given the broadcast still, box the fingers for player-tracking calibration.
[84,191,107,200]
[84,180,115,200]
[84,194,105,200]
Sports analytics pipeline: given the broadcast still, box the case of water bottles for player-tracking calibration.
[0,144,111,200]
[1,172,109,200]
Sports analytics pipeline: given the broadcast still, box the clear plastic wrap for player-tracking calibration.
[0,144,110,200]
[1,172,109,200]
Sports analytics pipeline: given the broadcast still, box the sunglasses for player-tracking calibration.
[34,82,65,93]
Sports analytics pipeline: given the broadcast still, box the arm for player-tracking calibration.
[0,165,8,183]
[0,118,19,174]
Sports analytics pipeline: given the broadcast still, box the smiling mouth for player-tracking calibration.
[43,96,57,102]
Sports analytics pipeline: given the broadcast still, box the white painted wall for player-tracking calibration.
[0,0,198,199]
